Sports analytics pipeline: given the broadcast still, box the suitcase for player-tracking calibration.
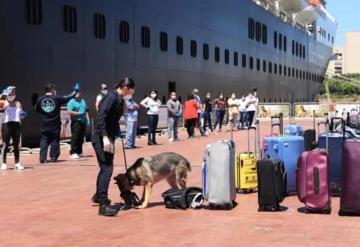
[318,117,351,195]
[339,140,360,216]
[203,123,236,209]
[263,115,305,193]
[235,121,259,193]
[257,159,287,211]
[303,111,317,151]
[284,124,304,136]
[296,150,331,214]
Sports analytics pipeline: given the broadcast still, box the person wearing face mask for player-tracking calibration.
[67,90,88,160]
[203,92,213,134]
[95,84,108,112]
[91,77,135,216]
[35,83,80,163]
[140,90,161,145]
[124,94,140,149]
[166,91,182,142]
[192,89,206,136]
[0,86,26,170]
[213,92,227,132]
[246,89,258,128]
[227,93,239,131]
[238,94,248,129]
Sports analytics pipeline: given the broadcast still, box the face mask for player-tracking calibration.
[220,96,223,99]
[123,95,132,100]
[206,95,210,99]
[232,96,235,99]
[151,93,157,99]
[7,95,15,102]
[101,90,108,95]
[171,96,177,100]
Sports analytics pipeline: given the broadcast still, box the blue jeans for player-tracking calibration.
[40,128,60,162]
[167,116,179,139]
[203,111,213,132]
[214,110,226,130]
[147,115,159,143]
[238,111,248,128]
[125,121,137,148]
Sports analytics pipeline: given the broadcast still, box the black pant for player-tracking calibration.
[247,111,255,126]
[214,110,226,130]
[92,134,114,204]
[147,114,159,143]
[1,122,21,164]
[197,113,205,135]
[40,128,60,162]
[70,121,86,155]
[203,111,213,132]
[186,118,197,138]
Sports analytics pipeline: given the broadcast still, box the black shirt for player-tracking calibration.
[204,98,212,113]
[35,92,76,132]
[95,90,124,141]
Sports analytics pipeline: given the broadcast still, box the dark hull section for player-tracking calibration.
[0,0,333,146]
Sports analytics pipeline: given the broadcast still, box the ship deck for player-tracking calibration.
[0,120,358,247]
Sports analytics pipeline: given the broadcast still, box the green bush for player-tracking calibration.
[319,74,360,96]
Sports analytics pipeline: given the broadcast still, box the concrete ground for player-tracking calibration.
[0,120,359,247]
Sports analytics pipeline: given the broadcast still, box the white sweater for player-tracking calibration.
[140,97,161,115]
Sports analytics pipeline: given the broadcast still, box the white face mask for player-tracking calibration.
[101,90,108,95]
[7,95,16,102]
[151,93,157,99]
[171,96,177,100]
[123,95,132,100]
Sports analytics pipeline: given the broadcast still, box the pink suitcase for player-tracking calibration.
[339,140,360,216]
[296,150,331,214]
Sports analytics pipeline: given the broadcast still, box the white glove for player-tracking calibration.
[103,136,115,154]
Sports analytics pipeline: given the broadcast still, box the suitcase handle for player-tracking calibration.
[247,120,259,153]
[270,113,284,135]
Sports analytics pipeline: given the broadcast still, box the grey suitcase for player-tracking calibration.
[204,140,236,209]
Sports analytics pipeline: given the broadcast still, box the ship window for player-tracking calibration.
[263,60,266,72]
[284,36,287,52]
[284,66,287,76]
[274,31,277,49]
[176,36,183,55]
[299,70,302,79]
[279,33,282,50]
[119,21,130,43]
[248,18,255,40]
[249,57,254,70]
[242,54,247,68]
[25,0,42,25]
[234,52,238,66]
[292,68,295,78]
[160,32,168,51]
[296,69,299,78]
[292,40,295,55]
[63,5,77,33]
[141,26,151,48]
[256,58,260,71]
[94,13,106,39]
[203,43,209,60]
[274,63,277,74]
[268,62,272,74]
[296,42,299,57]
[279,64,282,75]
[303,46,306,59]
[256,22,261,42]
[262,25,267,44]
[190,40,197,58]
[225,49,229,64]
[288,67,291,77]
[215,47,220,63]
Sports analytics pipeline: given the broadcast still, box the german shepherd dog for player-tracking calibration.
[114,152,191,209]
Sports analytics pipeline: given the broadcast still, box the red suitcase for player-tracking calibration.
[339,140,360,216]
[297,150,331,214]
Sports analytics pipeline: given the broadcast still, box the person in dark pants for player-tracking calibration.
[35,83,79,163]
[203,92,213,134]
[67,91,88,159]
[91,77,135,217]
[183,94,199,139]
[140,90,161,145]
[213,92,227,132]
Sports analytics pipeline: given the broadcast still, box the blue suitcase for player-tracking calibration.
[263,115,305,193]
[318,118,352,195]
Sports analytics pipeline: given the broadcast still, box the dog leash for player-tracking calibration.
[120,132,128,171]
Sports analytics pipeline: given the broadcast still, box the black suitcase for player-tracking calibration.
[304,111,317,151]
[257,159,287,211]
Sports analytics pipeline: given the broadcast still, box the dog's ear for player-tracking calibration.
[133,157,145,167]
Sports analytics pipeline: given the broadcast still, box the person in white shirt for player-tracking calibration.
[237,94,248,129]
[0,86,26,170]
[95,83,108,112]
[246,90,258,128]
[140,90,161,145]
[227,93,239,131]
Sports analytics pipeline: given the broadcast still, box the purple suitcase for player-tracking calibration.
[339,140,360,216]
[297,150,331,214]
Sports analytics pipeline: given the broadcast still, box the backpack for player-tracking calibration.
[161,187,204,209]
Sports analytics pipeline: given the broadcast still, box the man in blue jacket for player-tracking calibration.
[35,83,80,163]
[91,78,135,217]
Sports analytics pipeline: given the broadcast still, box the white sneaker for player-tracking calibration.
[14,163,24,170]
[169,138,174,143]
[70,154,80,160]
[1,163,7,170]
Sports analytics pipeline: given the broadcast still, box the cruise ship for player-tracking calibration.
[0,0,337,145]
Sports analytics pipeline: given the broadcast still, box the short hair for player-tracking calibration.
[45,83,56,93]
[187,94,194,100]
[115,77,135,89]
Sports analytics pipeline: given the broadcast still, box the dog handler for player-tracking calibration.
[91,78,135,217]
